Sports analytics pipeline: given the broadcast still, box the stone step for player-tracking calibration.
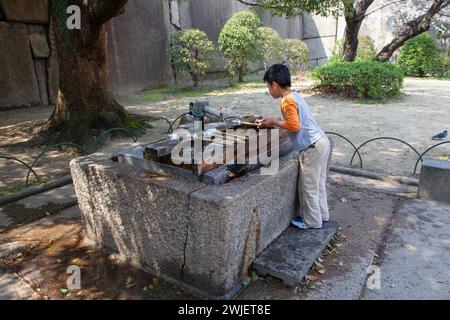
[253,222,339,288]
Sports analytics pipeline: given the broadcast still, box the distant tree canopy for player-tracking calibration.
[218,10,263,82]
[257,27,283,69]
[398,33,449,77]
[280,39,309,73]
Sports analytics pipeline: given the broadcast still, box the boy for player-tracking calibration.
[256,64,330,230]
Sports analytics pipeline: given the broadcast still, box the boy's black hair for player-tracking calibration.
[263,63,292,88]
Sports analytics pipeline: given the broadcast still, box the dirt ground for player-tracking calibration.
[1,76,449,192]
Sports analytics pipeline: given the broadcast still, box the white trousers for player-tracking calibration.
[298,135,331,228]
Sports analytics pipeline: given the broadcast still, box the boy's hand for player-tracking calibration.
[256,118,275,129]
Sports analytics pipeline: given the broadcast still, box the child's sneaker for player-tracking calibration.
[291,216,322,230]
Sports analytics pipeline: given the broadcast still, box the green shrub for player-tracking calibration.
[398,33,449,77]
[281,39,309,73]
[257,27,282,70]
[218,10,262,82]
[330,36,376,63]
[311,61,404,100]
[169,29,214,87]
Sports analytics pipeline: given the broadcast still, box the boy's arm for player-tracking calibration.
[257,97,300,132]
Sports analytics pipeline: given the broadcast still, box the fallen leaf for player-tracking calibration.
[318,269,325,274]
[306,275,319,282]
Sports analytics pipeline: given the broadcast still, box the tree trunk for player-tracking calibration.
[238,65,244,82]
[46,0,132,145]
[375,0,449,62]
[342,16,363,62]
[342,0,375,62]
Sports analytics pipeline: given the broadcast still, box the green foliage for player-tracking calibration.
[281,39,309,73]
[218,10,262,81]
[257,27,283,68]
[398,33,449,77]
[169,29,214,86]
[311,61,404,100]
[52,0,69,47]
[330,36,376,63]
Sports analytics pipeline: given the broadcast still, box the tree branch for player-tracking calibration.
[351,0,407,21]
[168,1,181,30]
[236,0,261,6]
[91,0,128,25]
[376,0,450,61]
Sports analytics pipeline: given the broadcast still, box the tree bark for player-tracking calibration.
[342,0,375,62]
[46,0,132,145]
[376,0,449,62]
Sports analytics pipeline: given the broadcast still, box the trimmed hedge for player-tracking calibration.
[398,33,449,77]
[311,61,404,100]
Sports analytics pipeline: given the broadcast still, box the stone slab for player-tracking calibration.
[14,184,77,209]
[417,159,450,203]
[302,13,337,39]
[34,59,49,106]
[28,24,50,58]
[0,22,40,108]
[202,167,230,185]
[0,270,40,300]
[0,0,49,23]
[0,242,26,259]
[253,222,339,288]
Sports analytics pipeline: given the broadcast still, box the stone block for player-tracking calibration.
[417,159,450,203]
[106,0,171,95]
[302,13,337,39]
[34,59,49,106]
[202,167,231,185]
[0,22,40,108]
[253,222,338,288]
[304,36,336,63]
[0,0,49,24]
[71,147,300,297]
[183,153,299,296]
[27,24,50,58]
